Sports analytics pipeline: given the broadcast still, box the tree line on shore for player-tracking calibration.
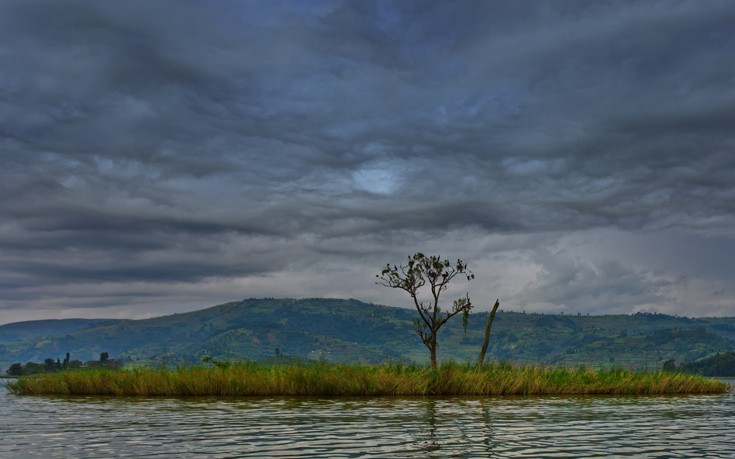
[6,352,117,376]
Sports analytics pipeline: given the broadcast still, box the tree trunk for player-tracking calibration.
[477,299,500,367]
[429,333,438,369]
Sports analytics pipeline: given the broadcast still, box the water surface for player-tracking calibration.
[2,380,733,458]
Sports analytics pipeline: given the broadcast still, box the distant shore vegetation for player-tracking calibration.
[5,361,728,397]
[663,351,735,377]
[5,352,118,376]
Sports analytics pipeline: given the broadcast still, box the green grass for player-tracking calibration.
[4,362,729,397]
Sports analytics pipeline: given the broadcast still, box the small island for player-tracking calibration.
[4,254,731,398]
[5,361,728,397]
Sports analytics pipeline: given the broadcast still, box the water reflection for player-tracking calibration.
[423,399,439,453]
[1,382,733,458]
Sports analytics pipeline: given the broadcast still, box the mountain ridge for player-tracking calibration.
[2,298,734,371]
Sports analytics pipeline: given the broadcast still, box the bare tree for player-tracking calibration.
[377,252,474,368]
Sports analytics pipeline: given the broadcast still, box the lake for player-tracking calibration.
[1,380,733,458]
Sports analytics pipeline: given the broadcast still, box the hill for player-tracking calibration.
[2,298,734,371]
[0,319,120,344]
[666,351,735,376]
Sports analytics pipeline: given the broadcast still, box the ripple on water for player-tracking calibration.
[1,382,734,458]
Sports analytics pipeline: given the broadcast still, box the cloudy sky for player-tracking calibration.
[1,0,734,324]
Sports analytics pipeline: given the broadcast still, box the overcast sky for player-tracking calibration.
[1,0,734,324]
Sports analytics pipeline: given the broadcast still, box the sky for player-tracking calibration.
[1,0,734,324]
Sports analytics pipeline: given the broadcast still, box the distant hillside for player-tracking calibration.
[2,298,734,371]
[667,351,735,377]
[0,319,120,344]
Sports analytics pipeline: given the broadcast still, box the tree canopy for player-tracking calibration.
[377,252,474,368]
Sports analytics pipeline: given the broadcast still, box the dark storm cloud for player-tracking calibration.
[1,0,734,321]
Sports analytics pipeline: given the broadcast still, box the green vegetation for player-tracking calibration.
[377,253,475,368]
[6,358,78,376]
[6,352,118,376]
[6,362,727,396]
[664,351,735,376]
[2,299,735,371]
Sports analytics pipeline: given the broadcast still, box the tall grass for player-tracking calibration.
[5,362,729,397]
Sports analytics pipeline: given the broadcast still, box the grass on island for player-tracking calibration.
[5,362,729,397]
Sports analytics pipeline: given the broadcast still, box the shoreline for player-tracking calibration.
[5,362,729,397]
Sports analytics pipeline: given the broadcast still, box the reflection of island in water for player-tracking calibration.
[418,398,495,457]
[0,386,733,457]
